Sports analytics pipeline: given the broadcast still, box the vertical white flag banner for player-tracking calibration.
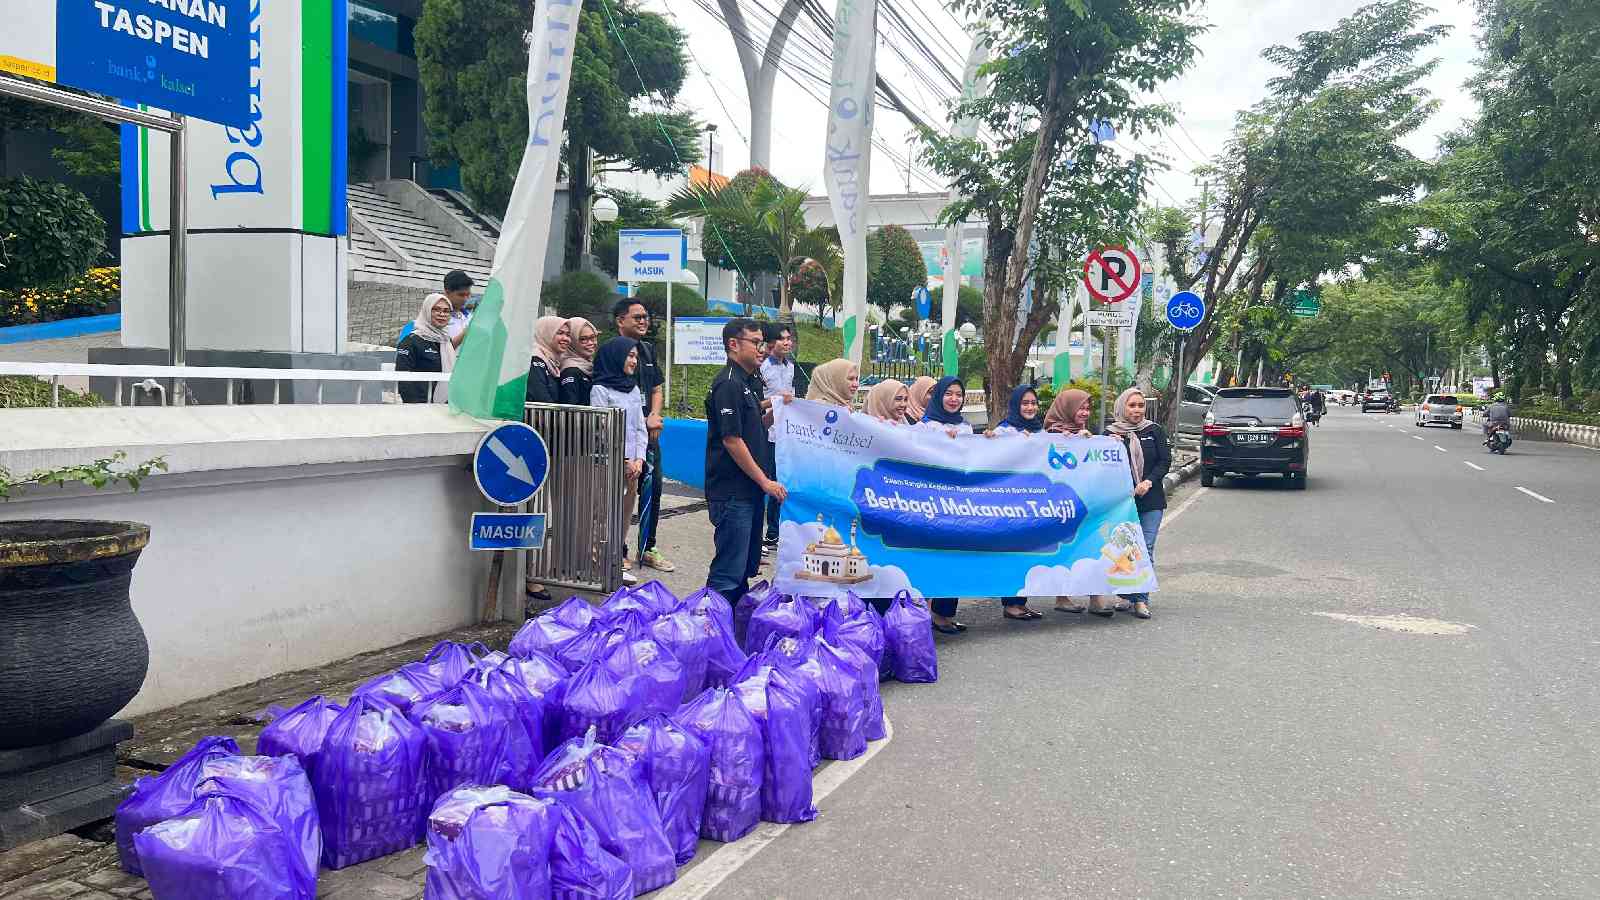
[449,0,580,419]
[941,35,991,376]
[825,0,878,368]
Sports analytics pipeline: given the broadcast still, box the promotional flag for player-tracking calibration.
[825,0,878,368]
[448,0,580,419]
[941,36,991,375]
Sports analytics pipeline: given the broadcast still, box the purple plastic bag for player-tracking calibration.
[823,598,885,670]
[683,590,747,690]
[311,695,429,869]
[744,592,816,655]
[509,596,598,660]
[559,656,638,745]
[351,662,443,715]
[194,755,321,881]
[766,632,866,761]
[733,654,818,823]
[759,635,822,768]
[548,803,633,900]
[424,785,558,899]
[496,653,571,752]
[601,587,659,623]
[421,640,490,689]
[820,609,886,743]
[115,735,240,875]
[679,587,734,634]
[411,681,512,802]
[633,581,680,618]
[532,731,677,894]
[616,714,710,865]
[256,696,343,772]
[600,629,687,720]
[883,591,938,683]
[555,617,642,673]
[650,609,711,703]
[135,793,315,900]
[732,580,770,648]
[673,687,763,842]
[471,665,545,791]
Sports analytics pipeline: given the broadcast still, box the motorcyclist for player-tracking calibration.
[1483,391,1512,438]
[1309,388,1326,419]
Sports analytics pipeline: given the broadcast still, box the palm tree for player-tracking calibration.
[667,179,841,322]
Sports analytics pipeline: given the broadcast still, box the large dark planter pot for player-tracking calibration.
[0,520,150,750]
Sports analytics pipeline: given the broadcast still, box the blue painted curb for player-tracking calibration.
[0,314,121,345]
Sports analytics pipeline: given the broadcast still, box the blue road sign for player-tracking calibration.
[618,228,684,283]
[1166,291,1206,331]
[913,285,932,319]
[473,422,549,506]
[469,513,547,551]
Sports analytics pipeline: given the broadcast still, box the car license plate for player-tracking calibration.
[1234,433,1271,445]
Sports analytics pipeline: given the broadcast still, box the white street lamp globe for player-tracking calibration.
[959,322,977,340]
[675,269,700,288]
[592,196,619,223]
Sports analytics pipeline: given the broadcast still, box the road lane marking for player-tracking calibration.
[1411,435,1425,441]
[1313,612,1476,635]
[1463,461,1485,471]
[1162,481,1209,529]
[1434,445,1448,452]
[655,716,895,899]
[1515,486,1555,504]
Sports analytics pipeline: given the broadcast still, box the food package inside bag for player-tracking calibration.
[195,755,321,882]
[351,662,442,715]
[471,664,545,791]
[744,592,817,655]
[255,696,344,773]
[616,713,711,866]
[599,628,687,720]
[548,803,634,900]
[410,681,513,803]
[766,631,867,761]
[819,611,887,743]
[134,793,315,900]
[733,654,818,824]
[423,784,558,900]
[311,696,429,869]
[650,608,712,704]
[114,735,240,875]
[882,591,938,684]
[674,686,763,842]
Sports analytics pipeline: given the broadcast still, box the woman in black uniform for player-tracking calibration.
[558,316,597,406]
[394,294,456,403]
[526,316,572,404]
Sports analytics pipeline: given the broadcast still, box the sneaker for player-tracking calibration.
[761,544,775,557]
[622,569,639,586]
[640,549,677,572]
[763,536,780,549]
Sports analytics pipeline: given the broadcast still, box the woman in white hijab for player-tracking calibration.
[394,293,456,403]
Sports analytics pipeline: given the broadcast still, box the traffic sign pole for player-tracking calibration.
[665,279,673,415]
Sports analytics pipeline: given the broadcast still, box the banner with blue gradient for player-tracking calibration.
[773,399,1156,600]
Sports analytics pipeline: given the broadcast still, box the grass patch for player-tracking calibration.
[0,375,102,408]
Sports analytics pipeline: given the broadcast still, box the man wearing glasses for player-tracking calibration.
[613,299,675,574]
[704,318,787,600]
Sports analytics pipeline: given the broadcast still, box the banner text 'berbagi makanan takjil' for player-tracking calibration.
[772,399,1157,600]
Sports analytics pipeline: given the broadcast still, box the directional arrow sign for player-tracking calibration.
[473,422,549,506]
[619,228,685,283]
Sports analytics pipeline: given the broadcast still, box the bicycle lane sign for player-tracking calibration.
[1165,290,1206,331]
[1082,245,1142,303]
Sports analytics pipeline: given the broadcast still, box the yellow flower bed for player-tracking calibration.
[0,266,120,327]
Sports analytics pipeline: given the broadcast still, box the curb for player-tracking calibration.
[0,313,120,345]
[1163,458,1202,494]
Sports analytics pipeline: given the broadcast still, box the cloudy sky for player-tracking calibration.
[629,0,1482,209]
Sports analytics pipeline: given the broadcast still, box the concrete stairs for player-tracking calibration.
[346,182,493,288]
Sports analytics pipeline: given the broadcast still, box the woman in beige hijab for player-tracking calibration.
[805,359,860,409]
[1042,387,1110,614]
[904,375,937,424]
[862,379,908,423]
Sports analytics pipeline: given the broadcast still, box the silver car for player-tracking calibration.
[1415,394,1464,429]
[1178,383,1218,436]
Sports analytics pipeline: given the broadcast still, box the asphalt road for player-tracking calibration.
[701,406,1600,899]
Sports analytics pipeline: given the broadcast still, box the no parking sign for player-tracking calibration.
[1082,246,1142,304]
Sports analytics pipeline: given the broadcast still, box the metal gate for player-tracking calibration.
[523,402,626,594]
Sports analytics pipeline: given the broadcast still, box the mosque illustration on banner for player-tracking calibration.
[796,515,871,584]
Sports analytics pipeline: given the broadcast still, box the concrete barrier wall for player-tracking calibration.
[0,406,519,716]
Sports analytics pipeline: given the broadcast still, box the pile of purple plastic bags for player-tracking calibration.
[112,581,938,899]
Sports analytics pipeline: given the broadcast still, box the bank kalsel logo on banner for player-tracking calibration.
[823,409,839,436]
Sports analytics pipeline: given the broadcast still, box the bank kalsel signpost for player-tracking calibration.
[1083,245,1142,426]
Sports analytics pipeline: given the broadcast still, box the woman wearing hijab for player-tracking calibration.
[590,337,649,585]
[1104,388,1170,619]
[917,376,973,437]
[394,293,456,403]
[991,385,1044,435]
[1041,388,1106,614]
[904,375,938,425]
[525,316,571,404]
[863,379,908,422]
[558,316,598,406]
[805,358,860,409]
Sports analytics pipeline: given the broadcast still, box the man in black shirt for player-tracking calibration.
[705,318,787,600]
[614,299,674,573]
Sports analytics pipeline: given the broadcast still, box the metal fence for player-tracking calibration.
[0,362,447,406]
[523,402,627,595]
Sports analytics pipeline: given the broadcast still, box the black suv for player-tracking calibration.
[1361,388,1394,413]
[1201,387,1310,488]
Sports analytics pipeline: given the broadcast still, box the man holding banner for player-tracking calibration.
[771,398,1158,605]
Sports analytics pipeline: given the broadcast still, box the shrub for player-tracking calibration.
[0,266,119,327]
[0,177,106,292]
[633,282,707,320]
[543,270,616,323]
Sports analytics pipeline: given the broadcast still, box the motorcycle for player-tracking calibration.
[1484,422,1513,454]
[1301,400,1323,426]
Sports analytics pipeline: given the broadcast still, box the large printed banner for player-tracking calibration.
[773,399,1157,601]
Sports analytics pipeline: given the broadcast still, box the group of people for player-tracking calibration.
[702,317,1168,625]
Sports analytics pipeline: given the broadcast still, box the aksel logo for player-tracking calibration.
[823,409,839,436]
[1082,447,1125,464]
[1047,446,1078,470]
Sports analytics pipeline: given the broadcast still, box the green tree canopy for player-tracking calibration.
[865,225,928,319]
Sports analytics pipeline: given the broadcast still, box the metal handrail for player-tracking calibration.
[0,362,451,408]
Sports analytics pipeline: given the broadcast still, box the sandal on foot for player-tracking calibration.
[932,622,962,636]
[1054,603,1086,614]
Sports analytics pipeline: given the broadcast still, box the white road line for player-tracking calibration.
[1434,445,1448,453]
[656,717,895,899]
[1411,435,1425,441]
[1162,480,1209,529]
[1515,486,1555,504]
[1463,461,1485,471]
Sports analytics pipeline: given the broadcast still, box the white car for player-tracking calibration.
[1415,394,1464,429]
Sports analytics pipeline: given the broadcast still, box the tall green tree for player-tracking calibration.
[919,0,1204,421]
[865,225,928,319]
[1153,0,1446,429]
[416,0,701,269]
